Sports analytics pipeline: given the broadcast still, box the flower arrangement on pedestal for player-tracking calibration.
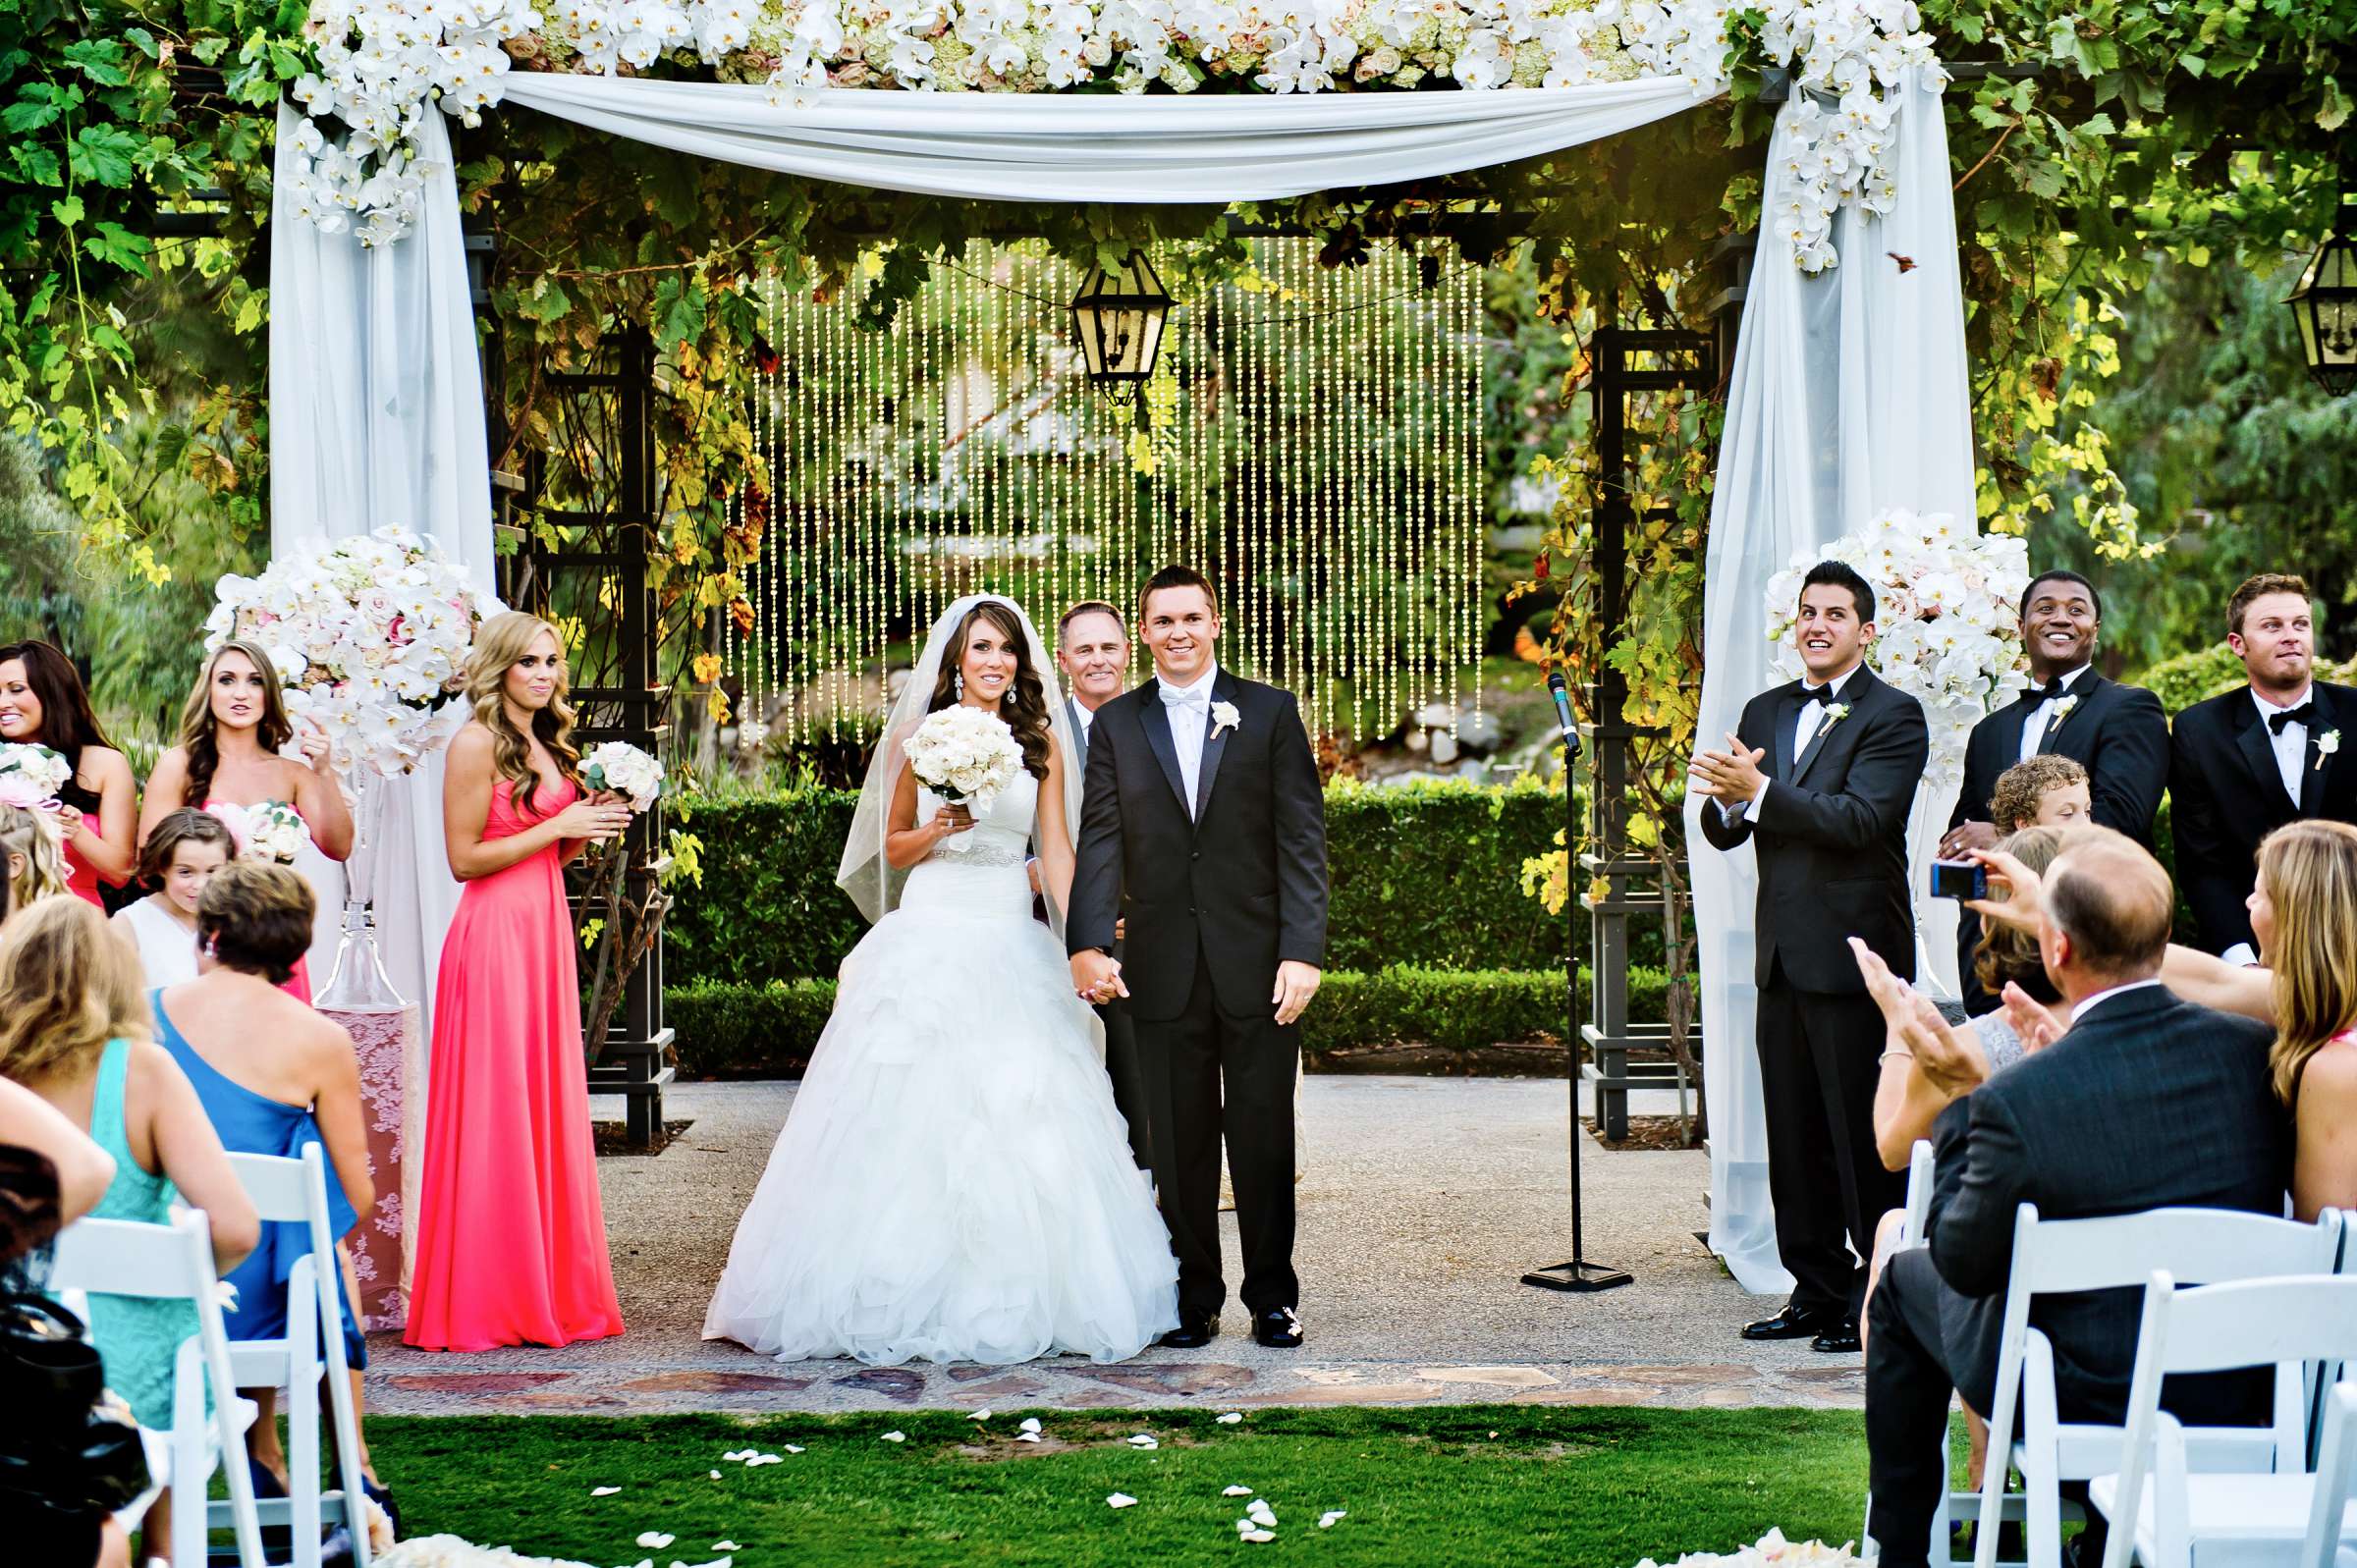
[1764,510,2030,792]
[205,527,501,782]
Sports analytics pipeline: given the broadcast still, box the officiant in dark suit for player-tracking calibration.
[1694,561,1929,1353]
[1938,570,2168,1012]
[1053,600,1152,1171]
[2169,572,2357,961]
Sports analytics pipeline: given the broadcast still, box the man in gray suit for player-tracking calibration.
[1054,600,1152,1170]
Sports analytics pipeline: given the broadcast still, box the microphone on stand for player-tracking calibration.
[1522,668,1631,1294]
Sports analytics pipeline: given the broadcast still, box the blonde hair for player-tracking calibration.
[466,611,579,816]
[0,805,70,908]
[1989,754,2089,834]
[178,638,296,806]
[1972,826,2067,1000]
[0,895,149,1083]
[2256,819,2357,1104]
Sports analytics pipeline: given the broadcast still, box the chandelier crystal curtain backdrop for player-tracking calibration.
[720,239,1487,747]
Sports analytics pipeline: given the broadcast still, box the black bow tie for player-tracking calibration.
[2023,677,2069,706]
[2268,702,2315,736]
[1800,685,1836,709]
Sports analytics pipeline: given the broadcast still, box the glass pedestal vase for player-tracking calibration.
[316,899,422,1333]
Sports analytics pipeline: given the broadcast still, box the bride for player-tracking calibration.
[704,594,1178,1366]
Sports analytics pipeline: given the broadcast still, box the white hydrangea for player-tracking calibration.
[288,0,1936,263]
[207,527,499,780]
[579,740,666,810]
[1764,509,2029,791]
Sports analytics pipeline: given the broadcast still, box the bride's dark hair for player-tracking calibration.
[926,600,1053,782]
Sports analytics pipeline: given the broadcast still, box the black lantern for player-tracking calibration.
[1068,250,1173,397]
[2286,226,2357,397]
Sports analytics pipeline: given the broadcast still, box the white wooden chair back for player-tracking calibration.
[1972,1204,2345,1568]
[2306,1382,2357,1568]
[2100,1273,2357,1568]
[225,1145,372,1568]
[50,1209,267,1568]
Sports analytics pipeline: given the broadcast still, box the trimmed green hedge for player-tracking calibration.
[667,963,1672,1078]
[669,781,1667,986]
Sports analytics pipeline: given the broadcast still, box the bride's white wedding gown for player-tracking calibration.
[703,769,1179,1366]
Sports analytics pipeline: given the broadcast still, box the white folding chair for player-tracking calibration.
[1867,1141,1985,1564]
[2090,1274,2357,1568]
[225,1145,373,1568]
[51,1208,267,1568]
[1972,1205,2345,1568]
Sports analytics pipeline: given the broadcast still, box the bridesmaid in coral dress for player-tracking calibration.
[0,640,138,906]
[140,639,354,1003]
[405,611,633,1351]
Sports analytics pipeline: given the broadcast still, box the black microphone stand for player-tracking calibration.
[1523,672,1633,1293]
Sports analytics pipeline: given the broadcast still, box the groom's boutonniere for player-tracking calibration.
[2051,694,2080,724]
[1822,701,1851,728]
[1210,700,1241,739]
[2319,730,2341,771]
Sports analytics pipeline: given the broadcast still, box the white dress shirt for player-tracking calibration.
[2253,683,2313,806]
[1722,665,1857,825]
[2017,662,2096,762]
[1160,662,1219,812]
[2067,976,2164,1025]
[1071,700,1097,745]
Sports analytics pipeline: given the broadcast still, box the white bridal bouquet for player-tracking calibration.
[210,800,312,865]
[0,742,72,810]
[1764,509,2030,792]
[207,528,498,781]
[1631,1529,1869,1568]
[579,742,665,813]
[904,706,1024,807]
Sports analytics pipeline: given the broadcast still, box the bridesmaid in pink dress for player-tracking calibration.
[139,639,354,1003]
[0,640,138,905]
[405,611,633,1351]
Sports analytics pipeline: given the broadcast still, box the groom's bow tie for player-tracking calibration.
[2268,701,2316,736]
[1161,684,1210,711]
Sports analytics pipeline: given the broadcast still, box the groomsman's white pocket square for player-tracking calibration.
[1211,700,1241,738]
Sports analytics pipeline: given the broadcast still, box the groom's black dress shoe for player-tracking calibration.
[1251,1309,1303,1349]
[1160,1312,1219,1349]
[1809,1319,1861,1354]
[1739,1303,1844,1342]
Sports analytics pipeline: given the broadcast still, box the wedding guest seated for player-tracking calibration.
[1863,827,2290,1567]
[0,895,257,1566]
[1971,818,2357,1222]
[1988,754,2090,834]
[0,1078,133,1568]
[111,809,235,988]
[157,859,390,1531]
[3,801,71,908]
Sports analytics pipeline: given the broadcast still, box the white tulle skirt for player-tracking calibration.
[702,857,1179,1366]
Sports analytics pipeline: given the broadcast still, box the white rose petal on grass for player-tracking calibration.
[591,1486,623,1496]
[635,1534,676,1549]
[708,1470,721,1480]
[969,1409,992,1422]
[1015,1433,1041,1443]
[1320,1511,1347,1529]
[1246,1500,1277,1528]
[1216,1412,1243,1425]
[1239,1529,1277,1543]
[1222,1485,1254,1497]
[1127,1433,1159,1449]
[711,1545,741,1554]
[781,1445,803,1455]
[1106,1492,1138,1509]
[1018,1418,1042,1434]
[881,1432,906,1443]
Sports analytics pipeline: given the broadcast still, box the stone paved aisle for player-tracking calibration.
[368,1077,1860,1415]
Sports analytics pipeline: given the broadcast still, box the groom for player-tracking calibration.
[1069,566,1330,1350]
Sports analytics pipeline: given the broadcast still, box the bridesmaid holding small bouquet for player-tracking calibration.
[405,611,633,1352]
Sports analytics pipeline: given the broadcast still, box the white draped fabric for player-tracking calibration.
[270,104,491,1031]
[497,75,1712,202]
[265,71,1977,1301]
[1688,68,1976,1295]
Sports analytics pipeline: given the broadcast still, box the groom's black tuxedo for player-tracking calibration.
[1699,663,1926,1320]
[2168,678,2357,956]
[1069,667,1328,1321]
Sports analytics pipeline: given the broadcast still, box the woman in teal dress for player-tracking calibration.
[0,896,257,1565]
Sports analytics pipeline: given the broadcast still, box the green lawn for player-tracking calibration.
[368,1406,1874,1566]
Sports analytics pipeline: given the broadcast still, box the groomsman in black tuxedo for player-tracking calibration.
[1694,561,1929,1353]
[1054,601,1151,1170]
[2169,572,2357,961]
[1938,570,2168,1012]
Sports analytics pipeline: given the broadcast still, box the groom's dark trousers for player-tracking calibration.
[1069,669,1329,1321]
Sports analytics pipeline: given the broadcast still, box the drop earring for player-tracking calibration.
[954,673,965,697]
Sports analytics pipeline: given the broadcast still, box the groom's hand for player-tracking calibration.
[1072,948,1127,1004]
[1273,961,1322,1026]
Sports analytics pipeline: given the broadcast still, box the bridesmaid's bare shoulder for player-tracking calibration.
[446,723,497,769]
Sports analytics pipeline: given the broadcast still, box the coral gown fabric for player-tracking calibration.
[405,777,623,1351]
